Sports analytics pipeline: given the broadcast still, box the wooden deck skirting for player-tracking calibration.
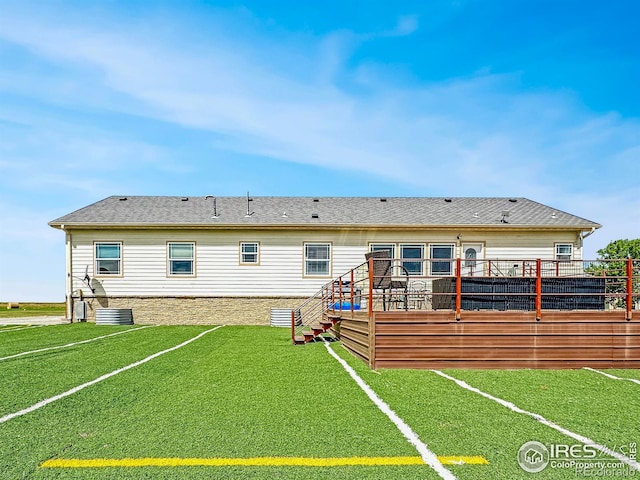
[333,310,640,369]
[335,311,370,364]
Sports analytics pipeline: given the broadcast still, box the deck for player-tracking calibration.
[299,256,640,369]
[334,309,640,369]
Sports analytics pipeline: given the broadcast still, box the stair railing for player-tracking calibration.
[291,283,330,343]
[291,261,370,343]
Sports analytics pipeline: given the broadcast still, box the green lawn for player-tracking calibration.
[0,324,638,479]
[0,302,65,318]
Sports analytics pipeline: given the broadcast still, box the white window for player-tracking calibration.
[168,242,195,276]
[369,243,395,258]
[370,244,397,274]
[400,244,424,276]
[95,242,122,276]
[430,244,455,275]
[304,243,331,276]
[555,243,573,261]
[240,242,259,265]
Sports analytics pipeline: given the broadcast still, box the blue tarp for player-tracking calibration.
[332,302,361,310]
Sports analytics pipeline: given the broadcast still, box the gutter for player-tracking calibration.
[48,222,603,232]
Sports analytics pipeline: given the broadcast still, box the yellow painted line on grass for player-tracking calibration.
[439,456,489,465]
[42,456,488,468]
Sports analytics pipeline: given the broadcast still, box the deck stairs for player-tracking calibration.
[294,314,341,344]
[292,285,342,345]
[292,260,370,344]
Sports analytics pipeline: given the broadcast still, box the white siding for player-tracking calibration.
[482,231,581,259]
[68,228,583,297]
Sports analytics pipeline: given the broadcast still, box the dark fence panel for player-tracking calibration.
[432,277,606,311]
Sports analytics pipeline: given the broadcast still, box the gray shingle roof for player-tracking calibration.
[49,196,601,229]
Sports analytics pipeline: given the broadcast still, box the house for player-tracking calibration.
[48,195,601,324]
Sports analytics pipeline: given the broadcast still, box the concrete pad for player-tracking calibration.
[0,316,69,326]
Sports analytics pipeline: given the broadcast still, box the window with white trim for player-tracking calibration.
[240,242,259,265]
[369,243,395,258]
[304,243,331,276]
[168,242,195,276]
[400,244,424,275]
[95,242,122,276]
[370,244,398,275]
[430,244,455,275]
[555,243,573,261]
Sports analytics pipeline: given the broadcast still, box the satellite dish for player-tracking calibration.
[80,265,95,293]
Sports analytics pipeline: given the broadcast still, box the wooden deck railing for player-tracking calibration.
[360,257,639,319]
[292,257,640,345]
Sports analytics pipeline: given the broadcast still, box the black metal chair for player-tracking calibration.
[365,250,410,310]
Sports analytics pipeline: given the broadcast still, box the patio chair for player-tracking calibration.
[365,250,410,311]
[407,280,428,310]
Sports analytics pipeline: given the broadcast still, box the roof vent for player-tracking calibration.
[509,198,518,203]
[281,212,288,218]
[551,211,557,219]
[181,197,189,201]
[205,195,219,218]
[119,197,127,201]
[313,198,320,202]
[311,213,319,219]
[501,210,510,224]
[444,198,452,203]
[245,192,254,217]
[473,212,479,218]
[380,198,387,202]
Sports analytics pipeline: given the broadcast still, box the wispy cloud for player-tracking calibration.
[0,1,638,264]
[14,17,640,172]
[1,5,638,196]
[389,15,420,36]
[0,109,192,198]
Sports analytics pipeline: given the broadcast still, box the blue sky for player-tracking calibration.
[1,0,639,301]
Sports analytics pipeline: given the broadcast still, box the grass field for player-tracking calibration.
[0,302,65,318]
[0,324,638,479]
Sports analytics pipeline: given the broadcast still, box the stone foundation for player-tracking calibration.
[72,296,306,325]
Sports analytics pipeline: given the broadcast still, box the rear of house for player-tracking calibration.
[49,196,600,324]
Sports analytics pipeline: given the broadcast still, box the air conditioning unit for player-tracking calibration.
[74,301,87,322]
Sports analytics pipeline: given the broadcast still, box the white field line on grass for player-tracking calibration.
[0,325,43,334]
[431,370,640,472]
[583,367,640,386]
[0,325,157,362]
[323,341,456,480]
[0,326,224,425]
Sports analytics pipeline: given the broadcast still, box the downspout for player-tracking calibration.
[581,227,597,240]
[578,227,597,258]
[64,227,73,322]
